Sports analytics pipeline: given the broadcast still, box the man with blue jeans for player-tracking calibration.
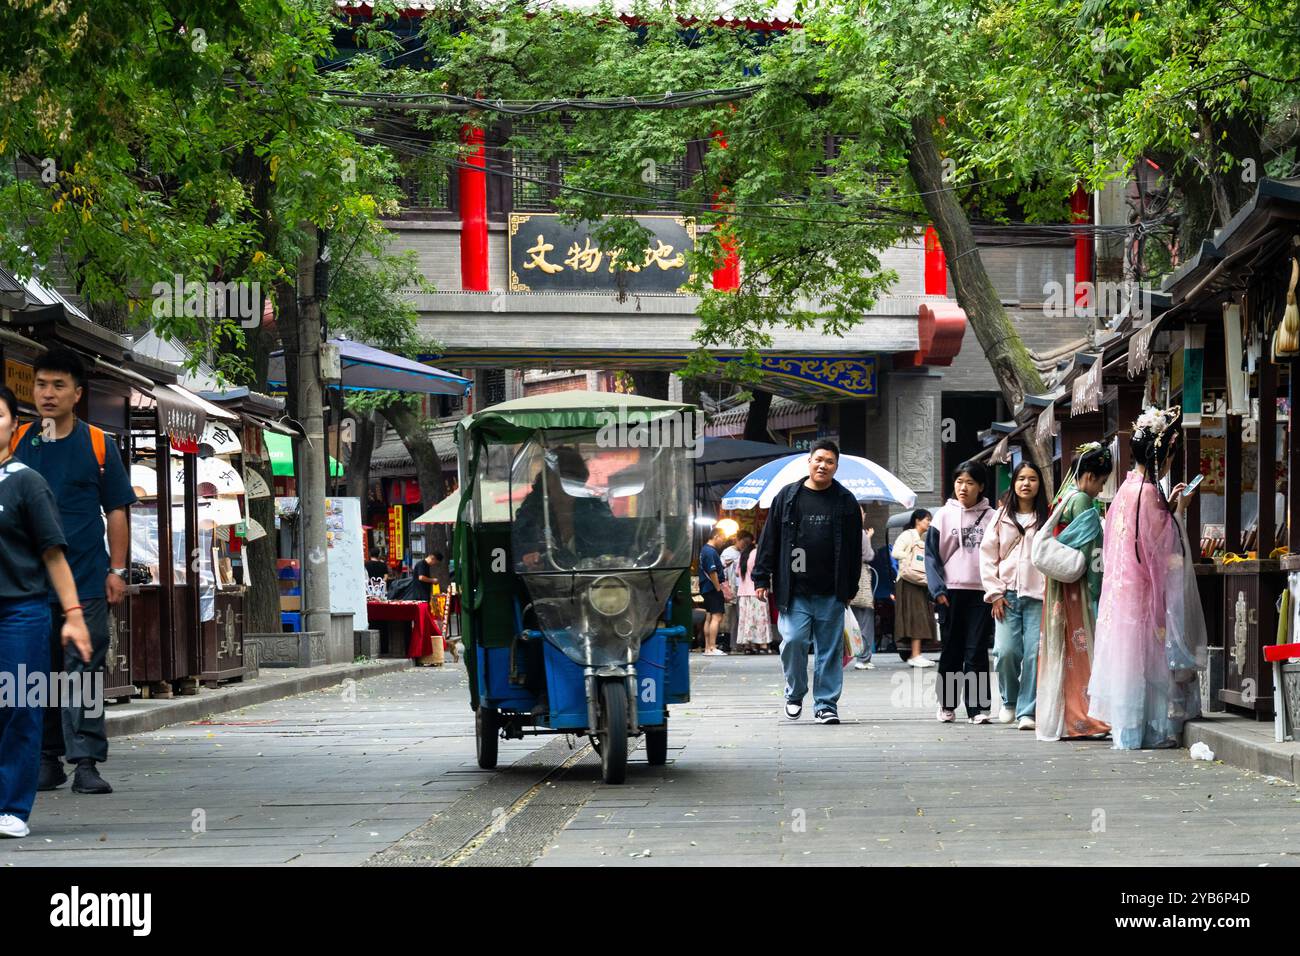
[752,440,862,724]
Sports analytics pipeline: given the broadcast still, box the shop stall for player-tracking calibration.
[195,388,297,682]
[970,179,1300,725]
[0,288,255,699]
[1157,180,1300,718]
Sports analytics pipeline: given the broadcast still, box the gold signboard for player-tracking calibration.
[5,359,33,405]
[508,213,696,293]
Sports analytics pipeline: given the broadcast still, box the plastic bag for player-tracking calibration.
[843,606,864,663]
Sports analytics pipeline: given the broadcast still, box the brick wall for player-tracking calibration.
[384,223,463,292]
[524,375,589,395]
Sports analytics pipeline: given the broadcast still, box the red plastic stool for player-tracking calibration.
[1262,644,1300,742]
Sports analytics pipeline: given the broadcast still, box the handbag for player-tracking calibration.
[850,564,875,608]
[1031,492,1088,583]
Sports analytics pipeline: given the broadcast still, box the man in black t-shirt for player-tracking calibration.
[415,552,448,603]
[752,440,862,725]
[365,548,390,582]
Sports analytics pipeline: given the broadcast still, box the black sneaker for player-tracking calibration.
[36,757,67,792]
[784,701,802,720]
[814,709,840,725]
[71,760,113,795]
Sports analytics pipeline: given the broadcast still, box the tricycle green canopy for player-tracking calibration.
[454,391,697,447]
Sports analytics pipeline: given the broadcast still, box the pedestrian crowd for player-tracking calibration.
[0,379,1208,842]
[703,410,1207,744]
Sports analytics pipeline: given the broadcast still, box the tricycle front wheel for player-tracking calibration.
[476,705,499,769]
[598,680,628,785]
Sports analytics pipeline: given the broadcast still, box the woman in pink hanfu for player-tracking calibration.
[1089,406,1208,750]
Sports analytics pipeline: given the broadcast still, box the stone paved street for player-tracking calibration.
[2,654,1297,867]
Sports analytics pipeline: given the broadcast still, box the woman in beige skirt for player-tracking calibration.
[892,509,936,667]
[734,536,776,652]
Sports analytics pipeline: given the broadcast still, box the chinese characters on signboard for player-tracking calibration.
[387,505,404,565]
[508,214,696,293]
[4,360,33,405]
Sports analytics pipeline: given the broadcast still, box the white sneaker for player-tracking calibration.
[998,706,1015,723]
[909,656,936,668]
[936,707,955,723]
[1018,716,1036,731]
[0,814,30,838]
[852,661,875,670]
[704,648,726,656]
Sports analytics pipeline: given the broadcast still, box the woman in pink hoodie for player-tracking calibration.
[979,461,1048,731]
[924,460,994,723]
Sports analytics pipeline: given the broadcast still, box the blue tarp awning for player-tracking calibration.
[268,338,471,396]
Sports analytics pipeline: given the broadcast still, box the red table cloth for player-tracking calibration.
[366,600,443,658]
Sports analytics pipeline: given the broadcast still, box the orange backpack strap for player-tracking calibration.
[9,421,32,454]
[8,421,107,472]
[88,424,107,473]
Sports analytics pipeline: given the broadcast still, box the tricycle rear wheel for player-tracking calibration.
[476,705,499,769]
[598,681,628,784]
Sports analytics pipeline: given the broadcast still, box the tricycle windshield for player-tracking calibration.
[507,427,693,668]
[509,430,691,574]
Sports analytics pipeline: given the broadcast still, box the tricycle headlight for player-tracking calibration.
[588,575,631,617]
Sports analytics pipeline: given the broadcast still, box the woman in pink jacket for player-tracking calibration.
[979,461,1048,731]
[925,461,994,723]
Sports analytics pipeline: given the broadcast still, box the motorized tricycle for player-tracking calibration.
[452,393,696,784]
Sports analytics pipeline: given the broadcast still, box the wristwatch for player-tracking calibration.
[110,567,129,580]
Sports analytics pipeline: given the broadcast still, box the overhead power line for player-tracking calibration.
[354,126,1172,239]
[231,80,763,114]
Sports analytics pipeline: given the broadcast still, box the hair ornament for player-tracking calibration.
[1132,405,1181,449]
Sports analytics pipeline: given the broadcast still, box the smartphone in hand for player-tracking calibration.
[1180,473,1204,497]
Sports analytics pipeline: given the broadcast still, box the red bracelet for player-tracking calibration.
[63,605,83,614]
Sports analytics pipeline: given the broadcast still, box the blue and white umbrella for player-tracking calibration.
[721,454,917,510]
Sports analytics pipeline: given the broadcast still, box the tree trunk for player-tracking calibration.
[906,114,1046,418]
[280,227,331,635]
[237,144,282,636]
[241,281,282,635]
[742,389,773,442]
[244,452,280,634]
[344,410,378,500]
[381,400,445,510]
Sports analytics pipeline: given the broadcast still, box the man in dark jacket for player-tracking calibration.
[753,440,862,724]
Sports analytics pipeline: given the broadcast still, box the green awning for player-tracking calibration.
[264,430,342,478]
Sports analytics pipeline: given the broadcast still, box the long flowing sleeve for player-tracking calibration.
[1062,492,1104,609]
[1135,482,1176,640]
